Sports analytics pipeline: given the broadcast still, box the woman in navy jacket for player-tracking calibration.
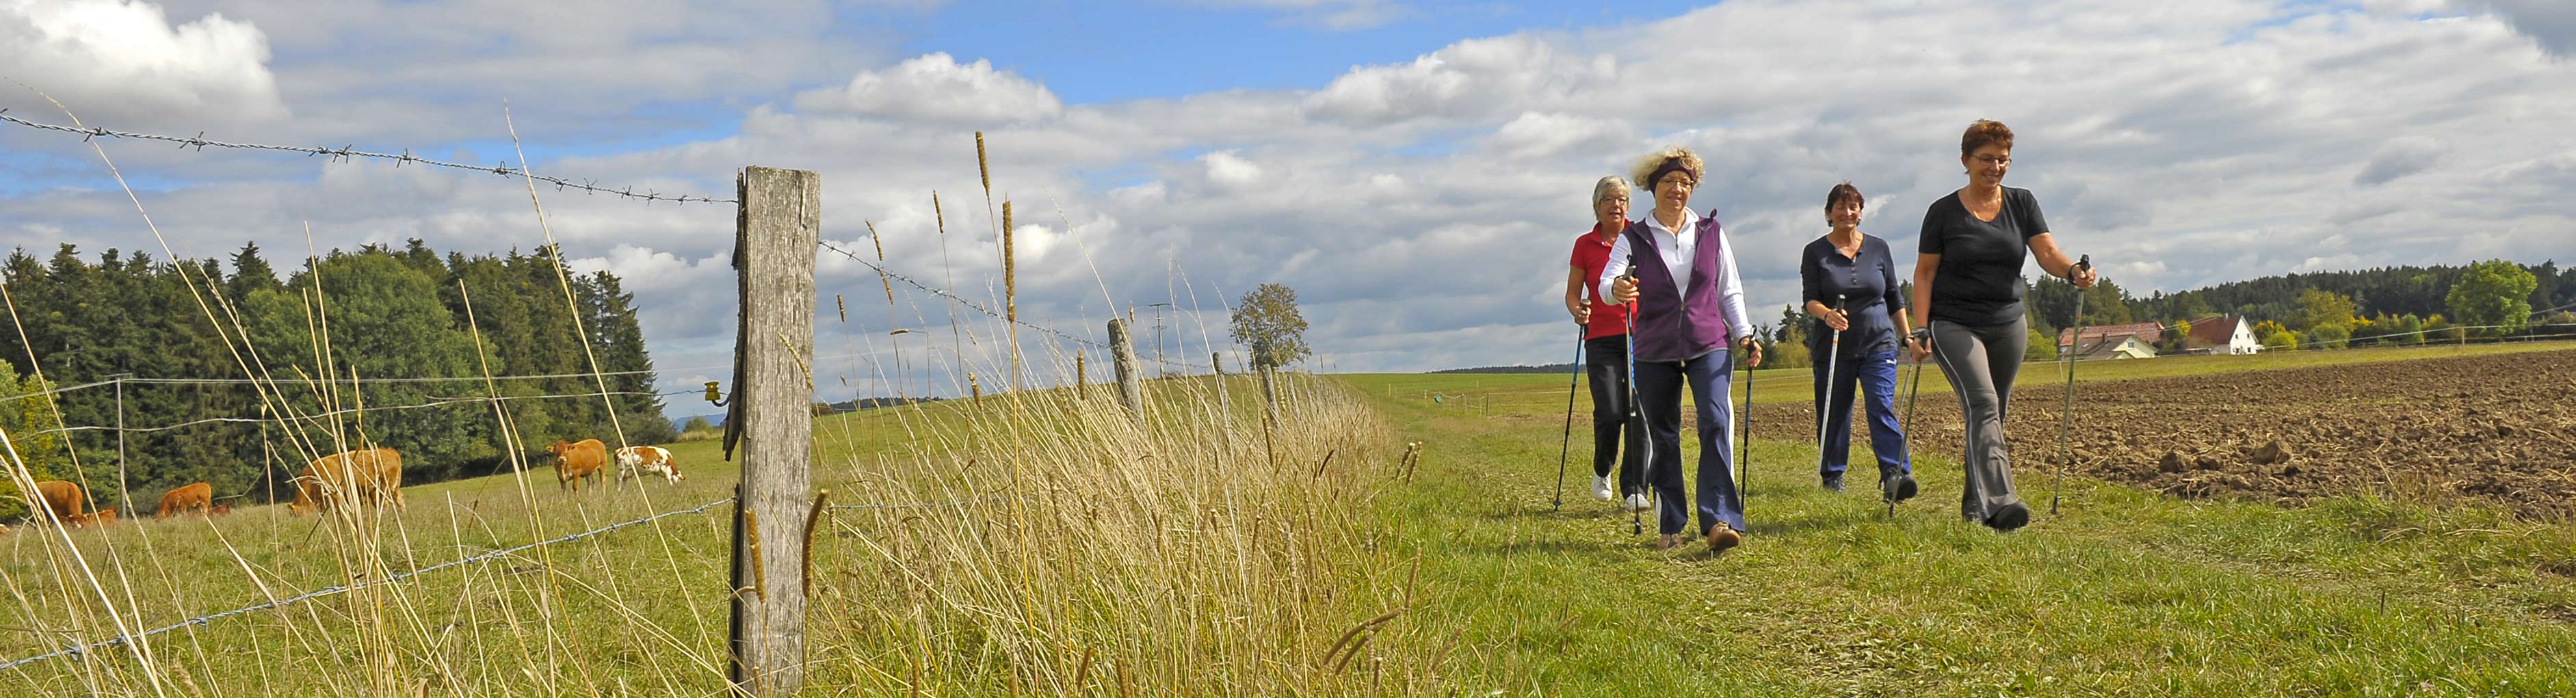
[1799,183,1920,504]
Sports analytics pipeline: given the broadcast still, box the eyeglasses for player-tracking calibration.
[1974,155,2011,167]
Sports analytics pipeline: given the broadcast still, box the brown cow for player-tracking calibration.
[549,440,607,492]
[155,482,214,520]
[32,480,85,525]
[289,448,405,515]
[85,508,116,527]
[210,502,233,516]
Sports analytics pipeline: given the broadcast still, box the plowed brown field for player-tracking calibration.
[1758,347,2576,518]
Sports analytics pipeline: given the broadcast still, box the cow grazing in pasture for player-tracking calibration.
[549,439,608,492]
[156,482,215,519]
[86,508,116,527]
[289,448,406,515]
[32,480,86,525]
[615,446,685,485]
[211,502,233,515]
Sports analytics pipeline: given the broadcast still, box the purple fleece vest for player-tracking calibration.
[1622,213,1732,362]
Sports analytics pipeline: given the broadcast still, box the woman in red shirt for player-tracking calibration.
[1565,175,1644,509]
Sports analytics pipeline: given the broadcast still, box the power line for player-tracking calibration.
[1,111,734,205]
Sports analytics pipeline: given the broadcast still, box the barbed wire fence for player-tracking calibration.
[0,111,736,205]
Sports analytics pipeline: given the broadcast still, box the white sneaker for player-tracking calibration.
[1592,474,1616,501]
[1625,494,1651,511]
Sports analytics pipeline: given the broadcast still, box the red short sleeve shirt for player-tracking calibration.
[1569,224,1632,340]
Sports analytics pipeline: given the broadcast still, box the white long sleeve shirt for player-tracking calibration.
[1596,207,1756,347]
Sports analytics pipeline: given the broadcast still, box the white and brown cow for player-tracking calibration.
[614,446,684,485]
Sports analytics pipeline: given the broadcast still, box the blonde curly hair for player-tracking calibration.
[1629,146,1705,192]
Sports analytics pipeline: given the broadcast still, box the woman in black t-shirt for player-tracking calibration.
[1906,120,2098,531]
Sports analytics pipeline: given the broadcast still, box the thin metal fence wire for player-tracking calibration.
[0,496,735,673]
[0,111,733,204]
[27,389,696,437]
[817,239,1102,349]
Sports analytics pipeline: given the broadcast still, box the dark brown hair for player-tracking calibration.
[1825,182,1863,211]
[1961,119,2014,158]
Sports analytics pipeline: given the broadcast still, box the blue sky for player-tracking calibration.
[5,0,2576,415]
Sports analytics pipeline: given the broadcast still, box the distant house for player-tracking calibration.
[2181,315,2264,355]
[2058,321,2162,360]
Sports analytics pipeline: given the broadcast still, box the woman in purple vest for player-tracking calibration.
[1603,146,1765,553]
[1908,120,2097,531]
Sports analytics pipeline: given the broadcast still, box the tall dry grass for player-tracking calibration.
[809,365,1428,695]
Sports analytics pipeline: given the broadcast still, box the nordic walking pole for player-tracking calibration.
[2053,255,2092,517]
[1895,302,1923,518]
[1737,343,1754,516]
[1817,295,1844,489]
[1554,325,1585,510]
[1623,256,1650,537]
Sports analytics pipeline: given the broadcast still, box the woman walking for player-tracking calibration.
[1800,183,1919,503]
[1910,120,2097,531]
[1565,176,1644,509]
[1603,146,1763,552]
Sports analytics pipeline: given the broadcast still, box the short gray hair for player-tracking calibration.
[1592,176,1630,210]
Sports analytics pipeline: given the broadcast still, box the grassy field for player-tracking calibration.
[1341,338,2576,695]
[3,340,2571,695]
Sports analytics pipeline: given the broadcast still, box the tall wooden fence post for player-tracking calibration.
[1108,319,1144,420]
[728,165,819,698]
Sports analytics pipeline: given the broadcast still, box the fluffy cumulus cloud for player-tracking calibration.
[8,0,2576,409]
[793,52,1064,124]
[0,0,287,128]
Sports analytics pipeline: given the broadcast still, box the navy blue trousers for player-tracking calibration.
[1813,348,1912,481]
[1634,349,1742,536]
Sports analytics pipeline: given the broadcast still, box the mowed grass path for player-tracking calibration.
[1342,341,2576,696]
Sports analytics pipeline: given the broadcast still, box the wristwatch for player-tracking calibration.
[1910,327,1932,343]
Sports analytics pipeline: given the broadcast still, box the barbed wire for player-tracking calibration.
[0,496,734,673]
[0,111,734,205]
[817,239,1237,380]
[816,239,1105,351]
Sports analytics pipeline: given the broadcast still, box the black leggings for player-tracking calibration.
[1584,335,1644,495]
[1928,318,2026,522]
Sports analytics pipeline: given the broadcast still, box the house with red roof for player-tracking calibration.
[2056,321,2163,360]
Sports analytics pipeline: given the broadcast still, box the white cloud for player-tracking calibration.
[1200,150,1265,189]
[1187,0,1410,30]
[10,0,2576,401]
[2458,0,2576,54]
[793,53,1064,124]
[0,0,286,128]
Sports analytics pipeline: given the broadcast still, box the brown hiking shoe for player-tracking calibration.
[1707,524,1742,553]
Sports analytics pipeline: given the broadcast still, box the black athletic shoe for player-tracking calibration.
[1987,502,2031,531]
[1821,473,1845,493]
[1881,474,1918,503]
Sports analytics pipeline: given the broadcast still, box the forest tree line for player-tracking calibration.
[0,240,670,518]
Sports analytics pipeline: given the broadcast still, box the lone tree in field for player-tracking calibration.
[1230,283,1311,371]
[2446,259,2539,338]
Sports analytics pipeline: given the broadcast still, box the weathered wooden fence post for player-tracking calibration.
[728,165,819,698]
[1108,319,1144,420]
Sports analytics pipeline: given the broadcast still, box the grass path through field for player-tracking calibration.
[1339,346,2576,695]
